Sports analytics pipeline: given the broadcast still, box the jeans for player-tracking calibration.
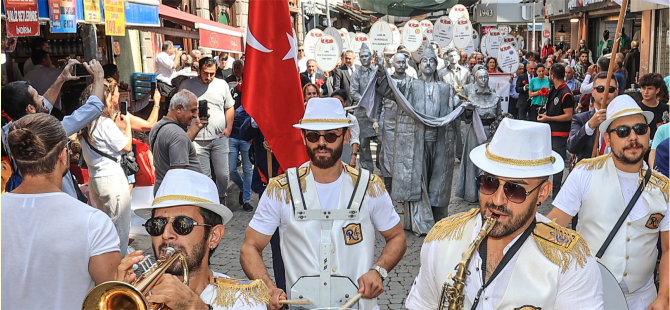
[228,137,252,203]
[193,137,230,199]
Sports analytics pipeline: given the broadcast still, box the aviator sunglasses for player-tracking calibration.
[607,123,649,138]
[476,174,545,204]
[304,131,344,143]
[144,216,211,236]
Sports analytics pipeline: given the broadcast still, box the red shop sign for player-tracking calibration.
[199,29,245,53]
[3,0,40,37]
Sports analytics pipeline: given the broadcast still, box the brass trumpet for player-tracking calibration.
[82,247,188,310]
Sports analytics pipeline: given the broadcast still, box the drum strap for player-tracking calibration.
[595,168,652,259]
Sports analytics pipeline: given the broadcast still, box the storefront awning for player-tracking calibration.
[156,4,244,53]
[356,0,463,17]
[333,4,374,23]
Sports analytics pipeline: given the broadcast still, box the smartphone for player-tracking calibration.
[198,100,208,119]
[73,63,90,77]
[120,101,128,115]
[150,81,157,94]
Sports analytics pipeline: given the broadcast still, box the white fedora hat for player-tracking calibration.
[470,118,564,178]
[599,95,654,133]
[293,97,354,131]
[133,169,233,225]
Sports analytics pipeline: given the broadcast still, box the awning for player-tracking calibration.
[155,4,244,53]
[356,0,460,16]
[333,4,372,23]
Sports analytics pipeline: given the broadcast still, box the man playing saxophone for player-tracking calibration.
[115,169,269,310]
[405,119,604,310]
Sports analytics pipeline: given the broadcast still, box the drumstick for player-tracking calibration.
[279,299,314,305]
[339,293,363,309]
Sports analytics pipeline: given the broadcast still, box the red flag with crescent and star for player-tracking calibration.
[242,0,308,171]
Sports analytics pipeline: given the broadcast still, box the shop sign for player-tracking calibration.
[2,0,40,37]
[104,0,126,36]
[199,29,244,53]
[83,0,101,23]
[49,0,77,33]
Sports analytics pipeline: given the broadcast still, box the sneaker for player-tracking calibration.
[243,202,253,212]
[239,192,244,205]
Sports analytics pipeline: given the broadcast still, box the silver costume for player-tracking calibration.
[351,43,381,172]
[439,48,473,161]
[456,69,501,203]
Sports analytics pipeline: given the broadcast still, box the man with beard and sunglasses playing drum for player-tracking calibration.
[548,95,669,310]
[406,118,603,310]
[116,169,269,310]
[240,97,407,310]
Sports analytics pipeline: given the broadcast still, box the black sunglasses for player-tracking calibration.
[594,86,618,94]
[607,123,649,138]
[298,49,304,52]
[144,216,211,236]
[477,175,545,204]
[305,131,343,143]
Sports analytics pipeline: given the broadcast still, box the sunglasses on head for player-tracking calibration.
[476,174,545,204]
[594,86,617,94]
[304,131,343,143]
[144,216,211,236]
[607,123,649,138]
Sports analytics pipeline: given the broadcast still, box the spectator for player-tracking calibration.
[191,49,202,62]
[653,139,669,177]
[104,63,162,124]
[148,90,205,195]
[297,44,308,72]
[178,57,235,205]
[537,64,574,197]
[523,51,536,65]
[613,60,626,94]
[567,72,618,162]
[638,73,670,139]
[331,89,359,167]
[77,78,133,257]
[475,52,484,65]
[565,65,582,105]
[624,41,640,88]
[650,122,669,170]
[300,59,326,88]
[485,57,502,73]
[225,59,244,84]
[21,37,49,76]
[2,60,104,198]
[303,83,322,104]
[215,52,233,79]
[574,51,591,82]
[333,50,356,105]
[516,61,536,120]
[24,50,65,111]
[468,57,477,71]
[155,41,183,96]
[529,63,550,121]
[459,49,468,66]
[509,63,525,118]
[579,56,610,95]
[2,113,121,309]
[615,53,628,87]
[229,105,253,211]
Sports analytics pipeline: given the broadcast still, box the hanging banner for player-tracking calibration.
[324,27,342,56]
[402,19,422,52]
[452,18,472,49]
[411,35,430,62]
[104,0,125,36]
[3,0,40,37]
[368,20,393,55]
[419,20,433,41]
[314,35,340,72]
[433,16,453,47]
[489,73,511,113]
[486,29,501,58]
[304,29,324,60]
[339,28,351,52]
[49,0,77,33]
[448,4,469,20]
[497,43,519,74]
[83,0,101,23]
[351,32,370,54]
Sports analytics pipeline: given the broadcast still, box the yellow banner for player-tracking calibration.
[103,0,125,36]
[83,0,100,23]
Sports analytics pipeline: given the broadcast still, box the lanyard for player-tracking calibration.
[471,220,536,310]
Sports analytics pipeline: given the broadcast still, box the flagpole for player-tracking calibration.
[591,0,628,158]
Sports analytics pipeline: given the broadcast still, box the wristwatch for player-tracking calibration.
[370,265,388,279]
[352,152,358,156]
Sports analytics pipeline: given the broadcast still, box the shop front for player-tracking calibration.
[473,2,542,53]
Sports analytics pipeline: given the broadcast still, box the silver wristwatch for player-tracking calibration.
[370,265,388,279]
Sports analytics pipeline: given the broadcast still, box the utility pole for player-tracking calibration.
[325,0,331,27]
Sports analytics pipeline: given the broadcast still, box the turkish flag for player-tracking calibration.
[243,0,308,170]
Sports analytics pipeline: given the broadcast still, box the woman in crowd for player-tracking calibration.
[486,57,502,73]
[303,83,322,104]
[77,78,132,257]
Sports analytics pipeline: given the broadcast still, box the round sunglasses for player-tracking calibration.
[304,131,343,143]
[594,86,617,94]
[143,216,211,236]
[607,123,649,138]
[476,175,545,204]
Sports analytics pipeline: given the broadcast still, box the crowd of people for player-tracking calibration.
[1,32,669,310]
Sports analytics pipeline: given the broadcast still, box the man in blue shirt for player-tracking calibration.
[614,60,626,95]
[509,63,525,117]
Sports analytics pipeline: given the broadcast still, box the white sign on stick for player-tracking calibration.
[314,35,341,72]
[339,29,351,52]
[449,4,469,20]
[489,73,511,113]
[305,29,325,60]
[411,35,430,62]
[433,16,453,47]
[369,20,393,55]
[486,29,501,58]
[497,43,520,74]
[502,34,517,49]
[351,32,371,54]
[324,27,343,55]
[402,19,423,52]
[419,20,434,41]
[480,33,489,57]
[453,18,472,49]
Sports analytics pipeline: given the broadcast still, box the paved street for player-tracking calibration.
[130,156,558,309]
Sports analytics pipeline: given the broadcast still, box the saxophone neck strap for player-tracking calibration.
[472,219,537,310]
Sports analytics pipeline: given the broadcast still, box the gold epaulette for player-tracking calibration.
[343,164,387,198]
[532,221,591,273]
[209,276,270,308]
[574,153,611,170]
[264,166,309,204]
[424,208,479,243]
[645,169,669,202]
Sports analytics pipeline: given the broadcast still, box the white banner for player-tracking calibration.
[403,19,423,51]
[489,73,511,113]
[433,16,453,47]
[314,35,340,72]
[453,18,472,49]
[369,20,393,55]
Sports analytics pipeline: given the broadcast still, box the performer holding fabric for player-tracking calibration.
[456,68,501,203]
[350,43,382,172]
[440,47,473,161]
[548,95,669,310]
[406,118,604,310]
[240,98,406,310]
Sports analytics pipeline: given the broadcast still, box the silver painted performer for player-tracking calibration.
[439,47,473,161]
[350,43,382,172]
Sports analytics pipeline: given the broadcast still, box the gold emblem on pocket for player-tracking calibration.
[343,223,363,245]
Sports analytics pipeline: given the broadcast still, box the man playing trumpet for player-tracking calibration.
[405,118,603,310]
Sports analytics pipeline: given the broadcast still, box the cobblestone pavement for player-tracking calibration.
[131,157,558,309]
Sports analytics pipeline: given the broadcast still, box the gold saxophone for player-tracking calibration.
[438,215,497,310]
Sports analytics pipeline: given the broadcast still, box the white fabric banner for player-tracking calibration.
[489,73,511,113]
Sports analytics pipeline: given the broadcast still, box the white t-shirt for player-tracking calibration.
[156,51,176,84]
[249,174,400,236]
[1,192,120,310]
[79,117,130,177]
[201,272,267,310]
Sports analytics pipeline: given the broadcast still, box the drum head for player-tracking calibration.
[598,262,629,310]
